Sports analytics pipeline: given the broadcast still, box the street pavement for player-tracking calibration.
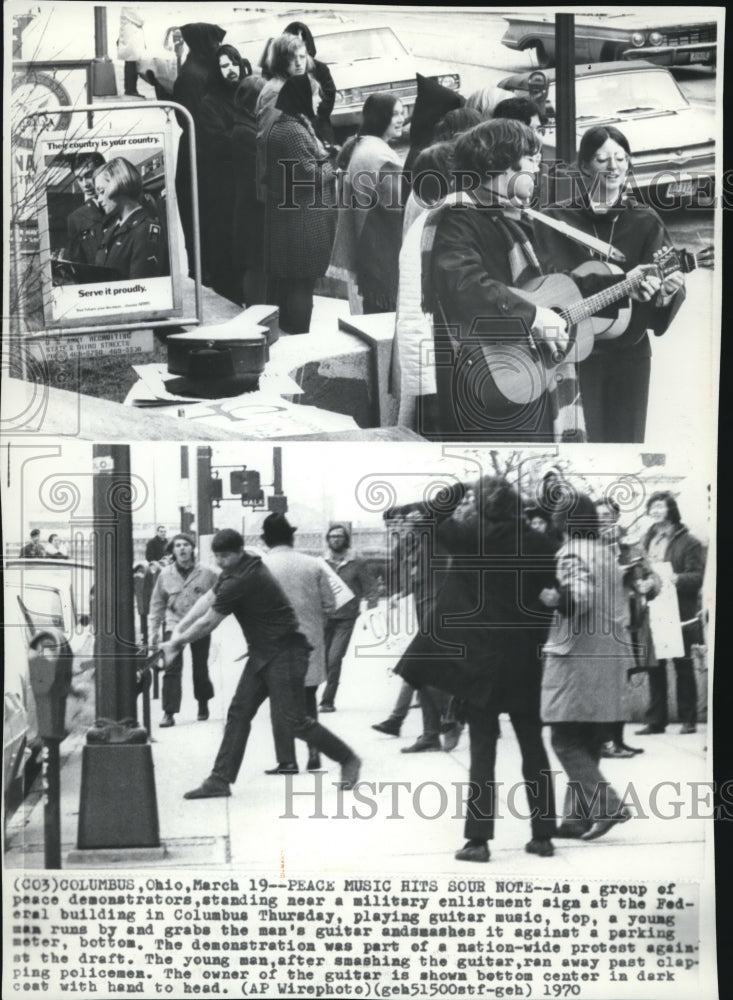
[5,611,711,879]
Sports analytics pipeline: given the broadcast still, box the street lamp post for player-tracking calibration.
[554,14,577,202]
[72,445,161,857]
[92,6,118,97]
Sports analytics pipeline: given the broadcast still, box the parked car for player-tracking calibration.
[501,11,717,69]
[138,13,460,133]
[3,560,93,806]
[497,61,716,204]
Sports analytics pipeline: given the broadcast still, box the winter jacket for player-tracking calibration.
[262,112,336,279]
[642,523,705,622]
[173,23,226,130]
[148,562,218,635]
[396,515,557,714]
[329,134,403,311]
[541,537,635,723]
[324,553,379,622]
[263,547,336,686]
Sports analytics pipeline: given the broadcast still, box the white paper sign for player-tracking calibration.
[648,561,685,659]
[319,558,356,610]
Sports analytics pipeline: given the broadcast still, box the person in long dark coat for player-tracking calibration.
[173,22,226,283]
[199,44,251,303]
[232,75,267,306]
[261,73,336,333]
[403,73,465,177]
[283,20,337,146]
[395,476,558,862]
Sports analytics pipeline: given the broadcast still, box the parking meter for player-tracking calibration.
[28,630,73,741]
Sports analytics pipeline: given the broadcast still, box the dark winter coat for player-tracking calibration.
[173,23,226,277]
[426,201,552,439]
[233,77,266,273]
[173,23,226,129]
[261,84,336,279]
[642,523,705,622]
[199,75,240,300]
[395,514,557,715]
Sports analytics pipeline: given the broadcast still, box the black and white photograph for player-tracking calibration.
[2,3,724,999]
[35,133,177,324]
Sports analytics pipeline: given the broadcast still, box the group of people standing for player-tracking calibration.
[166,19,685,441]
[171,21,337,329]
[380,477,704,862]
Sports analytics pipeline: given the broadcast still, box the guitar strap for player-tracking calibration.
[520,206,627,264]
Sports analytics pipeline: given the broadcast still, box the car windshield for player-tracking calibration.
[315,27,409,64]
[549,70,689,121]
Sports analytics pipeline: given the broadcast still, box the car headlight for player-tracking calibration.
[630,32,646,47]
[435,74,460,90]
[648,31,664,46]
[334,88,363,107]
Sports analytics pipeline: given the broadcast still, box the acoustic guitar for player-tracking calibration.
[594,244,714,341]
[482,245,711,406]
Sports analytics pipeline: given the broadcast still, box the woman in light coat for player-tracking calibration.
[329,93,405,314]
[541,493,636,841]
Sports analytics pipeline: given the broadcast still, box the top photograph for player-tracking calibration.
[4,3,722,444]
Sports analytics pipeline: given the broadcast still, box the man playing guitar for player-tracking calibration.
[422,118,683,443]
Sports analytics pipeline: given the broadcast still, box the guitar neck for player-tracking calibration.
[561,270,652,327]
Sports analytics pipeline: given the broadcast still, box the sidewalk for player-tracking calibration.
[4,619,711,879]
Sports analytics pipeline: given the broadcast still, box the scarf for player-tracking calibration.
[420,197,587,443]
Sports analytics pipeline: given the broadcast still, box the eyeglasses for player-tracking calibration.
[533,125,546,137]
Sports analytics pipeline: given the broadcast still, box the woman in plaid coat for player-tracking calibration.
[261,73,336,333]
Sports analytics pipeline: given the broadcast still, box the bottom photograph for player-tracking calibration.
[2,441,717,1000]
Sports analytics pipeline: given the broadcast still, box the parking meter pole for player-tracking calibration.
[141,667,152,737]
[28,632,72,867]
[43,739,62,869]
